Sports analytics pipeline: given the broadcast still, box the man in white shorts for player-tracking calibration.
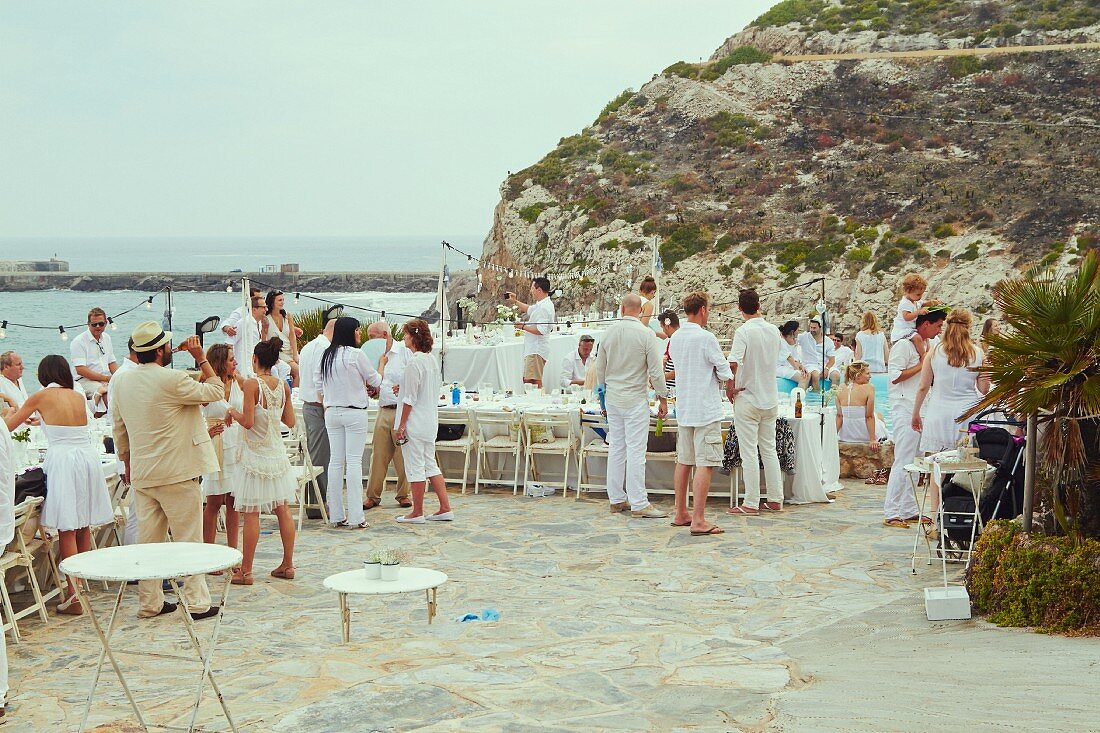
[506,277,556,389]
[668,291,734,536]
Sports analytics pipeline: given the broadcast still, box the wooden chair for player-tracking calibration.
[521,411,576,498]
[435,408,477,494]
[573,412,610,499]
[473,410,523,494]
[1,498,53,642]
[644,419,680,499]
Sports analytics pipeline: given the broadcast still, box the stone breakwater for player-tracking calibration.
[0,270,448,293]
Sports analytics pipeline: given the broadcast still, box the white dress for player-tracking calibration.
[40,421,113,532]
[856,331,887,373]
[231,378,297,513]
[920,345,984,452]
[202,381,244,497]
[266,314,294,364]
[776,341,801,380]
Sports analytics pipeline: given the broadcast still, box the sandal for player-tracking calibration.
[271,566,296,580]
[231,570,254,586]
[56,593,84,616]
[883,518,910,529]
[905,515,934,526]
[727,506,759,515]
[363,499,379,511]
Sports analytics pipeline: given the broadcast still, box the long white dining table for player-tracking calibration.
[437,329,603,393]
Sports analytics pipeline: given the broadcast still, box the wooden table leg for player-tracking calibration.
[426,587,437,624]
[339,593,350,643]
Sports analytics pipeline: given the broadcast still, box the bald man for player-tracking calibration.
[595,294,668,519]
[363,321,411,510]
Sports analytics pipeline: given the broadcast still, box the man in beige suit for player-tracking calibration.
[112,321,225,619]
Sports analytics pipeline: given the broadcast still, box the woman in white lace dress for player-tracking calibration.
[265,290,300,386]
[201,344,242,551]
[4,356,112,615]
[224,337,298,585]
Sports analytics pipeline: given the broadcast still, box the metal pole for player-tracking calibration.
[1022,412,1037,532]
[438,242,447,381]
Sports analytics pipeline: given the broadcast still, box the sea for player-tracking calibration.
[0,235,483,383]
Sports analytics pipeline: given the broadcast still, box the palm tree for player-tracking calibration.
[964,250,1100,541]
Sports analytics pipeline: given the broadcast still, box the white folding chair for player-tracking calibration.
[522,411,576,497]
[644,419,679,499]
[473,410,523,494]
[93,475,131,550]
[574,412,610,499]
[1,498,53,642]
[285,423,328,529]
[436,408,477,494]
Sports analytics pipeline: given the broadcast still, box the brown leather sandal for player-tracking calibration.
[231,570,254,585]
[270,566,296,580]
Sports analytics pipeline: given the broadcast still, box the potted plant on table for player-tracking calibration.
[364,550,383,579]
[378,548,410,581]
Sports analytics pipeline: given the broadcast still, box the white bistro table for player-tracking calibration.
[323,567,448,643]
[60,542,243,733]
[907,460,993,582]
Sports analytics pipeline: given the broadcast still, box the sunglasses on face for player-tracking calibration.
[90,322,107,328]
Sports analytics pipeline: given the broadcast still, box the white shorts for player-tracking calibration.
[402,436,442,483]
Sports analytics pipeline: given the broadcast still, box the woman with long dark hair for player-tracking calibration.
[4,355,113,614]
[395,319,453,524]
[265,290,300,385]
[223,338,298,584]
[314,317,381,529]
[201,343,242,551]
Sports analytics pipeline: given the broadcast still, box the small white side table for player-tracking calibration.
[60,542,243,733]
[323,567,448,643]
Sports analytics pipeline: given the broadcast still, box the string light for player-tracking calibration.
[107,317,117,331]
[59,326,68,341]
[0,321,6,340]
[145,297,153,310]
[225,285,233,293]
[294,292,300,303]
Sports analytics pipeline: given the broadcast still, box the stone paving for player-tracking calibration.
[5,480,1099,732]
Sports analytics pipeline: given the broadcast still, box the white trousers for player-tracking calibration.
[734,400,783,506]
[324,407,370,526]
[605,400,651,510]
[884,402,921,519]
[1,614,7,704]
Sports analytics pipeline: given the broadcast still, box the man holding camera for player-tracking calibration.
[505,277,556,389]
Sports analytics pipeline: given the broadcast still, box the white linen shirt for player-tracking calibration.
[594,317,666,409]
[0,376,29,409]
[399,351,442,442]
[887,336,921,413]
[296,334,330,403]
[559,350,590,389]
[523,297,556,360]
[314,346,381,409]
[667,322,733,427]
[379,342,411,408]
[833,345,855,375]
[728,317,784,410]
[797,332,834,373]
[70,329,117,382]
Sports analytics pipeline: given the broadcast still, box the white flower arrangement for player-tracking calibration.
[495,304,520,324]
[457,297,478,313]
[370,548,410,566]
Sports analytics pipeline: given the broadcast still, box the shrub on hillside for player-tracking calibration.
[659,224,713,269]
[519,202,553,224]
[595,89,635,125]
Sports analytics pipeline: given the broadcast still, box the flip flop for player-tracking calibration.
[670,520,692,527]
[690,525,725,536]
[883,518,909,529]
[727,506,759,516]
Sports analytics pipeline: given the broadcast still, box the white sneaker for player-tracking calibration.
[395,515,426,524]
[426,511,454,522]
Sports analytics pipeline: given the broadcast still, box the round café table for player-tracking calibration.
[323,567,448,643]
[60,542,243,733]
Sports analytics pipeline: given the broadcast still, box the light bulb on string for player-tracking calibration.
[145,297,153,310]
[226,284,233,293]
[59,325,68,341]
[108,317,117,331]
[508,269,514,278]
[0,320,6,339]
[815,299,826,314]
[294,292,300,303]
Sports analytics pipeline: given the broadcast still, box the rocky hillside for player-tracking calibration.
[477,0,1100,332]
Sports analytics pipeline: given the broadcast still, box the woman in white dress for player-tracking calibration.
[395,319,454,524]
[855,311,889,374]
[224,338,298,585]
[4,355,112,615]
[776,320,810,389]
[912,309,990,509]
[265,290,300,386]
[315,317,382,529]
[835,361,887,449]
[201,344,242,551]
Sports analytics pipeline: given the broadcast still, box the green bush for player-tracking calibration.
[743,242,771,261]
[659,224,713,269]
[752,0,827,27]
[967,521,1100,633]
[804,239,846,273]
[775,240,812,272]
[846,246,872,263]
[599,238,620,251]
[663,173,707,193]
[957,241,981,261]
[662,61,699,79]
[705,111,768,149]
[872,246,905,272]
[599,146,651,176]
[933,223,956,238]
[700,46,773,80]
[715,233,735,253]
[595,89,635,125]
[948,55,983,79]
[894,235,923,251]
[728,255,744,268]
[623,240,646,254]
[571,192,612,214]
[519,202,552,224]
[512,134,601,190]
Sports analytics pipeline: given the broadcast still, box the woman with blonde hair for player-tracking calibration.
[979,317,1000,356]
[201,343,242,551]
[855,311,889,374]
[912,309,990,510]
[835,362,888,483]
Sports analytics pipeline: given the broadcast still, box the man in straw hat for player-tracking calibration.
[111,321,225,620]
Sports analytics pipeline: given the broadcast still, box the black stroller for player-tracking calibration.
[938,411,1026,559]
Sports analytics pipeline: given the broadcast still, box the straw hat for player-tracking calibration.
[131,321,172,353]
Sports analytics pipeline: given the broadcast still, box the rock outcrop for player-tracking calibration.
[476,0,1099,332]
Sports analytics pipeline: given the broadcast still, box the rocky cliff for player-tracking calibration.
[478,0,1100,332]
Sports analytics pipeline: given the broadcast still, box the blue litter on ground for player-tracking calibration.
[458,608,501,623]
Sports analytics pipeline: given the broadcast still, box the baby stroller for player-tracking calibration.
[938,411,1026,560]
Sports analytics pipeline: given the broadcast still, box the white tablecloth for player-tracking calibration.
[438,330,602,392]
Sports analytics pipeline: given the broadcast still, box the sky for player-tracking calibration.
[0,0,774,242]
